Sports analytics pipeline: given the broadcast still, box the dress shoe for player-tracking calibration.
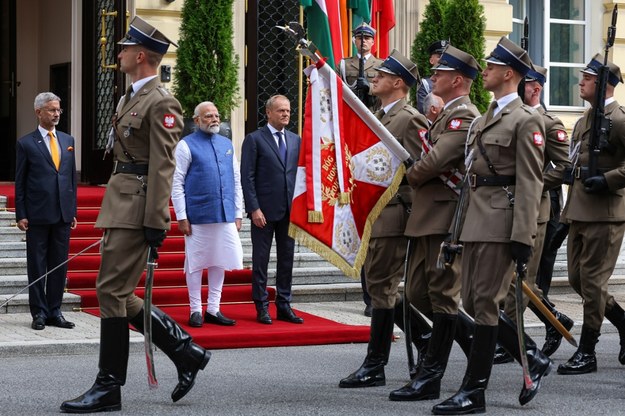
[204,311,236,326]
[542,311,574,357]
[46,315,75,329]
[188,312,203,328]
[277,307,304,324]
[364,304,372,317]
[257,309,273,325]
[32,316,45,330]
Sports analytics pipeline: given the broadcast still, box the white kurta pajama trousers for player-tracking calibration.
[184,222,243,315]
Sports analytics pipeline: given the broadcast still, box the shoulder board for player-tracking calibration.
[454,103,468,110]
[156,87,171,96]
[402,105,418,115]
[619,106,625,114]
[520,104,536,114]
[543,112,557,121]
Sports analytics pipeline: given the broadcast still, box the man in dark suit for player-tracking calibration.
[241,95,303,325]
[15,92,77,331]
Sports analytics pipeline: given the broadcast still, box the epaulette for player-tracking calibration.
[454,103,468,110]
[156,86,171,96]
[543,112,556,121]
[520,104,536,114]
[402,105,418,115]
[619,105,625,114]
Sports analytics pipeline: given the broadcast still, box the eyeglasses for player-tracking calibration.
[43,108,63,115]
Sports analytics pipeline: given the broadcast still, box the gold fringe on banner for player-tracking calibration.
[339,192,351,205]
[308,210,324,223]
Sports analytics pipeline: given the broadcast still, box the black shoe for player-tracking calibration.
[339,362,386,388]
[277,307,304,324]
[60,373,122,413]
[46,315,75,329]
[493,345,513,364]
[557,350,597,375]
[204,311,236,326]
[542,312,574,357]
[188,312,203,328]
[364,305,372,317]
[32,316,45,330]
[257,309,273,325]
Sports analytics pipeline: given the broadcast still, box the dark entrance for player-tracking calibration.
[0,0,16,181]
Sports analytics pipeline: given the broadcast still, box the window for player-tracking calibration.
[509,0,527,46]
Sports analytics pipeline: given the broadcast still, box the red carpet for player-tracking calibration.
[0,183,369,349]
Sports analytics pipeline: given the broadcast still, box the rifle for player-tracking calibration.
[354,31,374,108]
[517,17,529,99]
[588,5,618,177]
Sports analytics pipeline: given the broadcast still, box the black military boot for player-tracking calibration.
[493,343,514,364]
[432,324,498,415]
[604,301,625,364]
[339,308,395,388]
[130,306,211,402]
[455,310,474,359]
[557,325,600,375]
[393,300,432,377]
[389,313,457,401]
[60,318,129,413]
[528,297,574,357]
[497,311,553,405]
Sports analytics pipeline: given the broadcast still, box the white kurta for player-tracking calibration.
[172,139,244,274]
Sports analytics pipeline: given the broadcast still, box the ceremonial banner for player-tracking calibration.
[289,59,408,278]
[301,0,345,69]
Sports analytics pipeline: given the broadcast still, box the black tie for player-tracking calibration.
[485,101,498,123]
[123,84,133,106]
[276,131,287,163]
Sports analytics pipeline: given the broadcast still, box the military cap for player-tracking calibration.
[432,45,482,80]
[375,49,420,87]
[118,16,177,55]
[485,37,532,76]
[581,53,623,86]
[525,65,547,86]
[353,22,375,37]
[428,40,450,56]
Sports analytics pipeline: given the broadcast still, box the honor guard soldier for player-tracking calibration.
[497,66,573,363]
[338,22,383,111]
[61,17,210,413]
[339,50,429,389]
[388,45,480,402]
[558,54,625,375]
[433,37,550,415]
[417,40,449,114]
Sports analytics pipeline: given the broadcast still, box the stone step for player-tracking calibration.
[0,258,26,276]
[0,211,16,227]
[0,275,28,295]
[0,292,81,314]
[0,241,26,258]
[0,227,25,243]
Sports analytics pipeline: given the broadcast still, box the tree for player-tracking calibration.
[444,0,490,112]
[173,0,240,119]
[410,0,449,105]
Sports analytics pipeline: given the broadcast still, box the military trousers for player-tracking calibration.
[364,236,407,309]
[567,221,625,330]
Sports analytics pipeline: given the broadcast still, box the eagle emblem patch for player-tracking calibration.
[163,114,176,128]
[556,130,568,142]
[449,119,462,130]
[533,132,544,146]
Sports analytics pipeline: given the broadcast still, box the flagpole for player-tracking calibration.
[348,9,352,56]
[298,5,305,137]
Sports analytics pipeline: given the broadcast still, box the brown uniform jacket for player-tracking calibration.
[371,98,427,238]
[96,77,183,230]
[405,95,480,237]
[339,55,382,111]
[460,97,545,246]
[536,107,570,223]
[563,100,625,222]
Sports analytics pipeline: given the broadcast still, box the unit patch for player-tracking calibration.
[533,132,544,146]
[163,114,176,128]
[448,119,462,130]
[556,130,568,142]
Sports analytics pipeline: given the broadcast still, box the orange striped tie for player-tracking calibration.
[49,130,60,170]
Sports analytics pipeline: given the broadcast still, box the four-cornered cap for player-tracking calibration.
[428,40,450,56]
[353,22,376,37]
[118,16,178,55]
[525,65,548,86]
[485,36,532,76]
[432,45,482,80]
[581,53,623,86]
[375,49,420,87]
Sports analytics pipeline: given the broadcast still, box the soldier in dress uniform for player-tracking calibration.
[339,50,429,389]
[557,54,625,375]
[61,17,210,413]
[432,37,549,415]
[417,40,449,114]
[338,22,383,111]
[497,66,573,362]
[388,45,480,402]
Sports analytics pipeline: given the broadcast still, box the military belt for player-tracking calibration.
[469,174,515,189]
[113,161,148,175]
[573,166,609,182]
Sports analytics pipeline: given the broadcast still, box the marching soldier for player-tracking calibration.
[338,22,382,111]
[432,38,550,415]
[339,50,430,389]
[388,45,480,402]
[61,17,210,413]
[558,54,625,375]
[498,66,573,361]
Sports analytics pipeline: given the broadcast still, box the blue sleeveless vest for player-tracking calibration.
[183,131,235,224]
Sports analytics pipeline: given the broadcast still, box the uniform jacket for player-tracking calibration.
[339,55,383,86]
[536,107,570,223]
[15,129,77,225]
[563,100,625,222]
[405,95,480,237]
[96,77,183,230]
[240,125,301,222]
[371,98,427,238]
[460,97,545,246]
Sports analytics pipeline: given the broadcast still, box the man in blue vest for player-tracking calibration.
[172,101,243,328]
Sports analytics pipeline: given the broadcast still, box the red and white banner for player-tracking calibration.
[289,59,409,278]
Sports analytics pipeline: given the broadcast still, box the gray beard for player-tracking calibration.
[200,124,220,135]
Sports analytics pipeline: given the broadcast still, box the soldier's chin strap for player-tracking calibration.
[0,239,103,310]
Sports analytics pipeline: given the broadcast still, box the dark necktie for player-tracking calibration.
[375,109,385,120]
[276,131,287,163]
[123,84,133,106]
[485,101,498,123]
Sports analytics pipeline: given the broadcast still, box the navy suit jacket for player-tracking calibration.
[240,125,301,222]
[15,129,77,225]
